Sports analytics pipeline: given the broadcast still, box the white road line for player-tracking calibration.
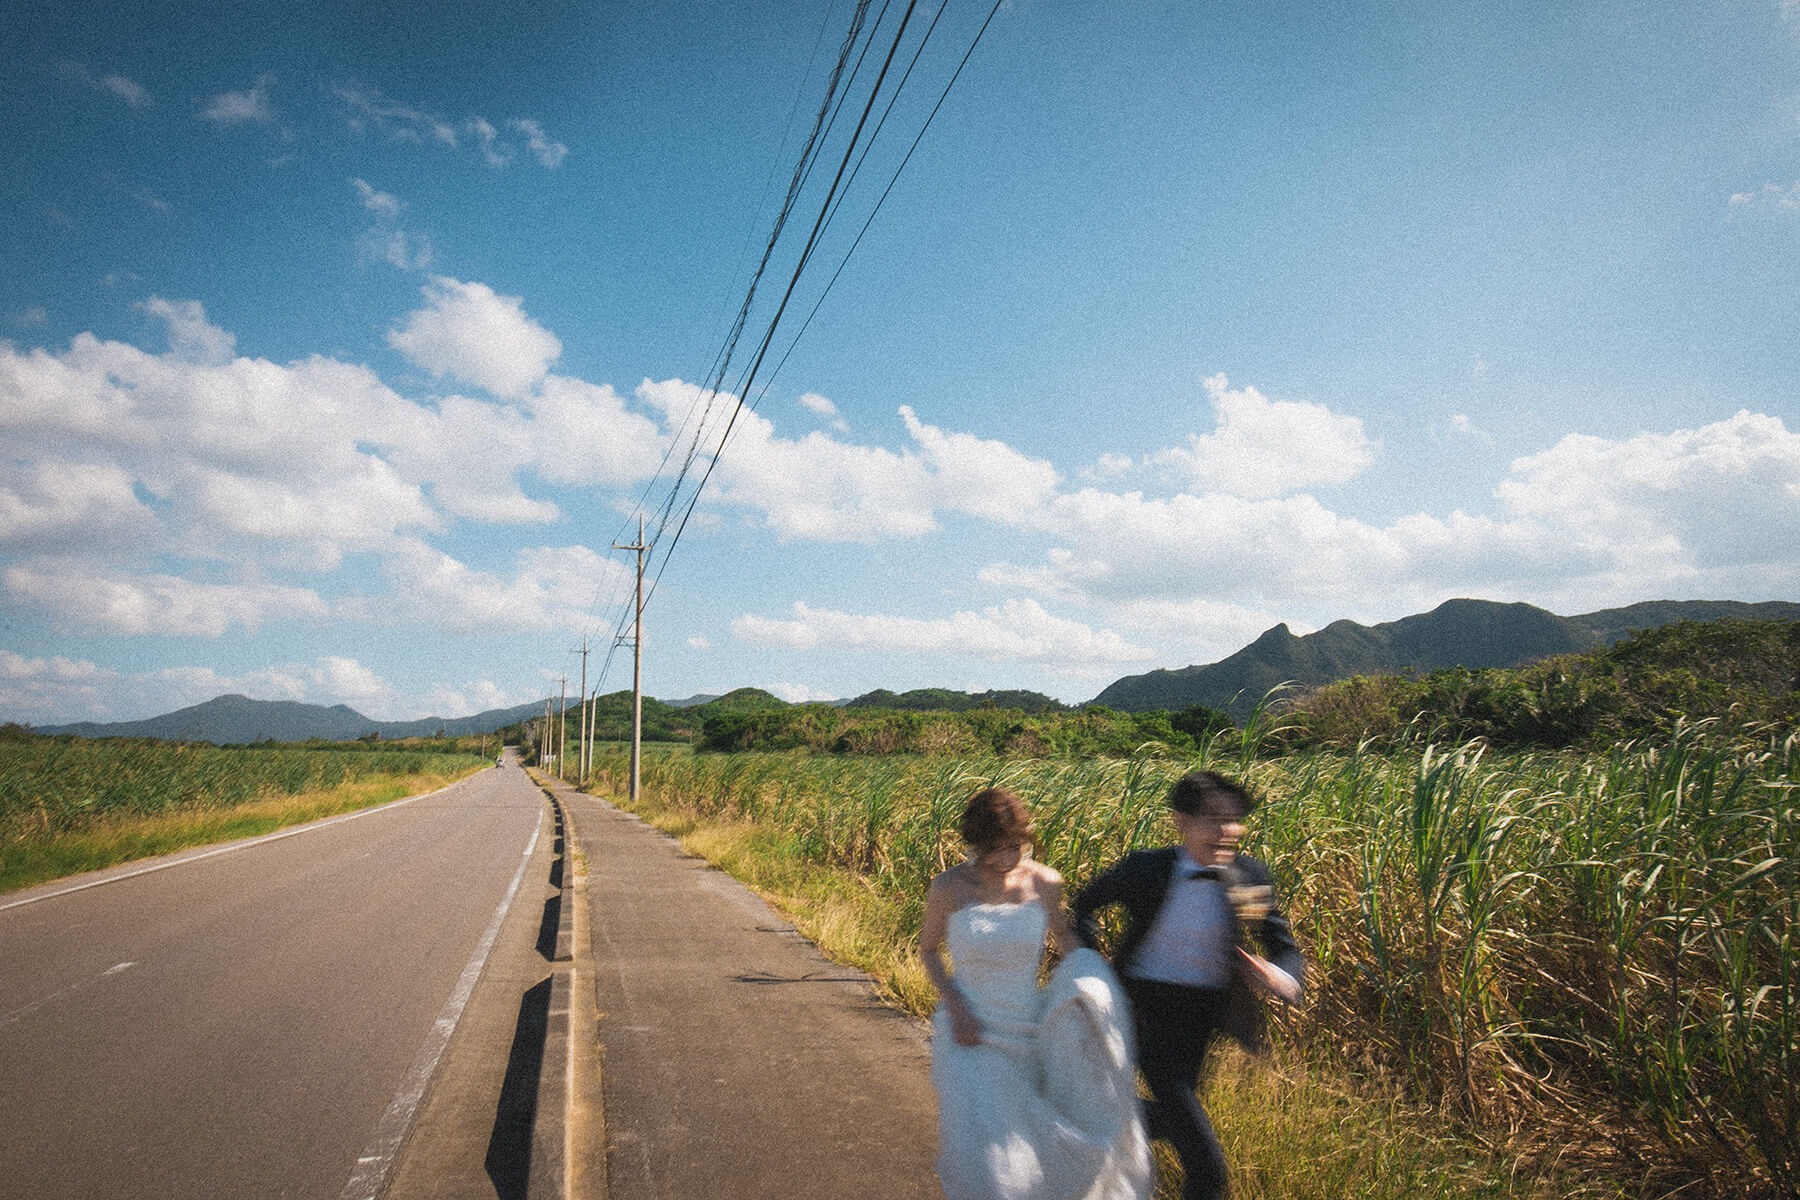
[0,782,462,914]
[337,808,545,1200]
[2,960,138,1028]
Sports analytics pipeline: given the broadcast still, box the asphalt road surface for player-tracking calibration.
[0,760,546,1200]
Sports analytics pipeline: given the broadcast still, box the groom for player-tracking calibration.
[1072,770,1303,1200]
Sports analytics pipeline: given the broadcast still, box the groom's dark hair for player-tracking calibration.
[1167,770,1256,818]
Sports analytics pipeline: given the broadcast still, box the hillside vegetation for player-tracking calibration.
[661,620,1797,758]
[1286,618,1800,750]
[1094,598,1800,718]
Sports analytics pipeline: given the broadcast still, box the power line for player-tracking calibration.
[574,0,1006,685]
[645,0,928,604]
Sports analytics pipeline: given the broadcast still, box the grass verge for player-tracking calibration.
[0,768,479,895]
[604,788,1620,1200]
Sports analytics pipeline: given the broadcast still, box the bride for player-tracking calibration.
[920,787,1151,1200]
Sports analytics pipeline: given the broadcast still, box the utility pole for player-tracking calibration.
[614,515,648,804]
[556,674,568,782]
[577,637,589,784]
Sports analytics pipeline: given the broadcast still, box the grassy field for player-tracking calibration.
[581,723,1797,1200]
[0,735,489,893]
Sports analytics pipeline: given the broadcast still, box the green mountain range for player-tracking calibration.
[32,693,554,744]
[1092,598,1800,717]
[25,598,1798,742]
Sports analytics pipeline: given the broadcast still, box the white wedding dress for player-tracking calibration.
[931,899,1151,1200]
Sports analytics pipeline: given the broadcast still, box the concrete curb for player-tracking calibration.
[548,793,575,963]
[523,772,588,1200]
[527,969,574,1200]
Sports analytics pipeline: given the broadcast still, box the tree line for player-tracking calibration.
[518,618,1797,758]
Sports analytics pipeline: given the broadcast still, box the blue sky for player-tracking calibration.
[4,0,1798,725]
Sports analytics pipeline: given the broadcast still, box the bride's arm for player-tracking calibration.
[921,874,983,1045]
[1040,874,1082,957]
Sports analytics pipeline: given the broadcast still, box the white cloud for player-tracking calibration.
[140,296,236,365]
[977,408,1800,638]
[1729,181,1800,209]
[530,377,667,487]
[468,116,509,167]
[333,86,565,169]
[798,392,839,419]
[0,650,493,726]
[351,180,429,269]
[1,649,120,725]
[635,381,1060,542]
[687,634,713,650]
[3,563,327,636]
[102,74,152,107]
[762,681,839,703]
[731,598,1155,669]
[1150,374,1377,498]
[378,377,664,525]
[358,228,434,271]
[1083,452,1136,482]
[1110,598,1305,667]
[57,62,151,108]
[1450,413,1494,444]
[0,459,158,553]
[509,119,568,167]
[1496,411,1800,572]
[201,76,276,125]
[0,294,668,601]
[356,542,634,636]
[353,178,400,216]
[388,277,561,398]
[335,84,459,147]
[414,678,521,720]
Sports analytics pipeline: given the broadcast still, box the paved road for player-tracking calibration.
[0,761,548,1200]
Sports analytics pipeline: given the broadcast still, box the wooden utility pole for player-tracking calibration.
[556,674,568,781]
[584,685,596,784]
[577,637,589,784]
[614,515,648,803]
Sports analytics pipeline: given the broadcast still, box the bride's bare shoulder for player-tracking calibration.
[929,862,976,895]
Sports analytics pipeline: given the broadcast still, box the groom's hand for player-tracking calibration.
[1235,947,1302,1005]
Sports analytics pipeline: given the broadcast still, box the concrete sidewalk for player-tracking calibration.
[545,776,940,1200]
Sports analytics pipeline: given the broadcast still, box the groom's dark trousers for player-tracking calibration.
[1123,978,1229,1200]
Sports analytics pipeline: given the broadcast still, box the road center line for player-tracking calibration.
[2,960,138,1028]
[337,806,545,1200]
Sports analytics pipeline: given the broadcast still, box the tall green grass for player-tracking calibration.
[1,737,488,891]
[589,723,1797,1199]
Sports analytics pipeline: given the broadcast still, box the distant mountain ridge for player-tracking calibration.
[33,693,556,744]
[24,598,1798,742]
[1092,598,1800,717]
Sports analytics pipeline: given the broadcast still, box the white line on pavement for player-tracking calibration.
[337,806,546,1200]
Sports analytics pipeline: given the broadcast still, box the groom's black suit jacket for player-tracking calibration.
[1071,846,1302,1052]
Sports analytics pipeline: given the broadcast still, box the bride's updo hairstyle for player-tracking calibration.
[960,787,1033,852]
